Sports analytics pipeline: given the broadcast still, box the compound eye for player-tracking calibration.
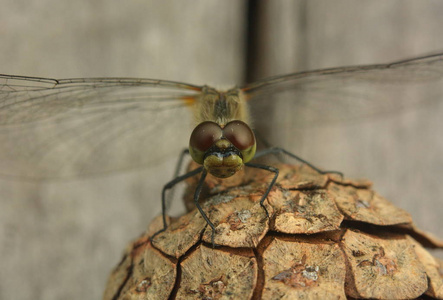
[190,121,223,152]
[223,120,255,151]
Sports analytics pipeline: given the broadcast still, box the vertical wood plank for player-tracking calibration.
[0,1,247,299]
[249,0,443,243]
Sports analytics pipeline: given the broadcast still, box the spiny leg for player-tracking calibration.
[192,169,219,248]
[151,166,203,241]
[173,149,190,178]
[246,147,343,223]
[165,149,190,211]
[254,147,343,178]
[244,162,279,218]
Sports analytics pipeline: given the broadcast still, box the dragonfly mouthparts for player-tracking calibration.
[203,146,243,178]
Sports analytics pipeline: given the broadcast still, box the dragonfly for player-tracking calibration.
[1,52,443,245]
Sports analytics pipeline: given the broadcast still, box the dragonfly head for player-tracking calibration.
[189,120,256,178]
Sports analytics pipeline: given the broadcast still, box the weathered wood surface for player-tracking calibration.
[0,1,246,299]
[0,1,442,299]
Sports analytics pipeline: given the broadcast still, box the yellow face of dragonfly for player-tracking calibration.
[188,87,256,178]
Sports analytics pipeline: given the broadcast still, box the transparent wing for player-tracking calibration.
[244,53,443,129]
[241,53,443,224]
[0,75,202,180]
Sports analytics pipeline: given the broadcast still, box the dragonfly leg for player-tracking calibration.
[244,162,279,219]
[173,148,190,178]
[165,149,190,210]
[193,169,219,248]
[151,166,203,241]
[254,147,343,178]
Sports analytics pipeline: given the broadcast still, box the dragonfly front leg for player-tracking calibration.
[165,148,191,211]
[192,169,221,248]
[244,162,279,218]
[245,147,343,223]
[254,147,344,178]
[151,166,204,241]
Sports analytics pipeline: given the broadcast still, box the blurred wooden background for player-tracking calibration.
[1,1,442,299]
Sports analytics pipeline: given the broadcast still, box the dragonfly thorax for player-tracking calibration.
[194,86,250,126]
